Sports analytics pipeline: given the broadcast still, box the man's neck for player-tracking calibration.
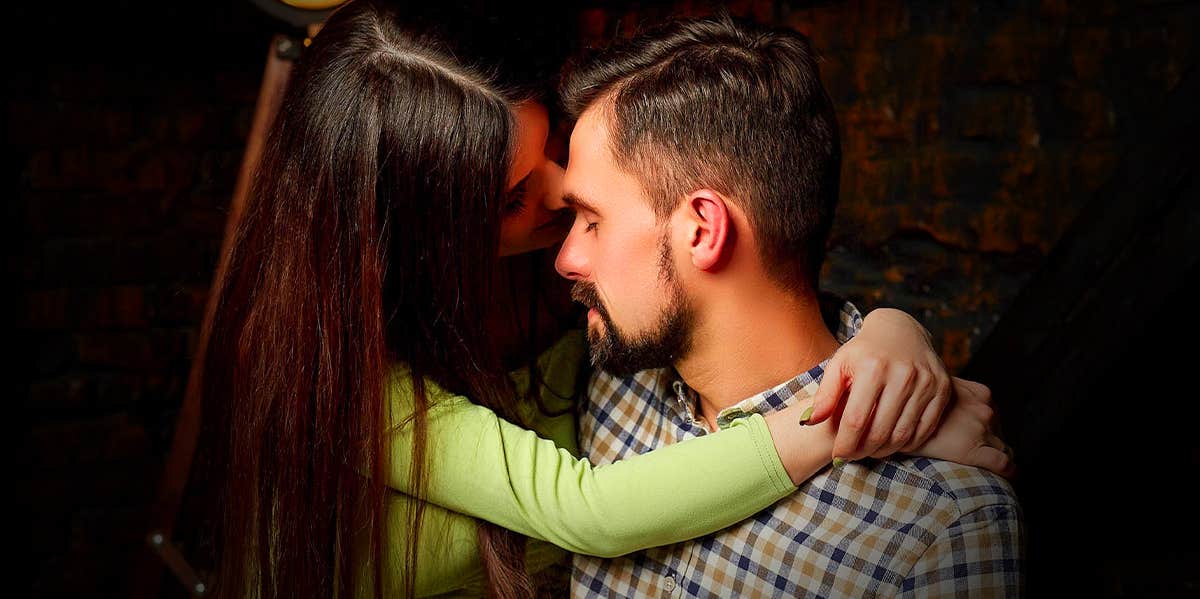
[675,286,840,431]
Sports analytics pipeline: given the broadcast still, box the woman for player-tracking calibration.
[196,2,1010,597]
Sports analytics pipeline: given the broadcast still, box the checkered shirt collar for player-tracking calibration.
[666,300,863,429]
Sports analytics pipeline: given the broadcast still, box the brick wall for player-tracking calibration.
[13,0,1196,596]
[809,0,1193,370]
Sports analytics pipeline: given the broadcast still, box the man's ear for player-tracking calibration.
[682,189,732,272]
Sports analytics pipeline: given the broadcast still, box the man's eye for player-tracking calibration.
[584,221,598,233]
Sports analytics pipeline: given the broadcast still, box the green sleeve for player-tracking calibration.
[385,331,796,558]
[371,492,486,597]
[358,491,569,598]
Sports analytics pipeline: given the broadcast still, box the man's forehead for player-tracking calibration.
[564,104,665,223]
[563,106,615,206]
[567,106,612,165]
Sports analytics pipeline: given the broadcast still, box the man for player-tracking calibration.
[554,16,1023,598]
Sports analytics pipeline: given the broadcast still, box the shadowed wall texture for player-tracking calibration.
[12,0,1196,596]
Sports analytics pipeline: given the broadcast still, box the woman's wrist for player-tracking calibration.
[862,307,933,346]
[764,403,837,485]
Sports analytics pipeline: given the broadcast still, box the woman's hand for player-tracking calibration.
[807,308,952,462]
[907,377,1016,478]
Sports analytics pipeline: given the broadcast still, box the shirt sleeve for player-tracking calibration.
[898,502,1025,598]
[384,336,797,558]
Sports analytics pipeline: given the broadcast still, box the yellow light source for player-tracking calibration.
[279,1,347,9]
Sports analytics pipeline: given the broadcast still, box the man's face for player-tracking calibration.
[555,106,694,376]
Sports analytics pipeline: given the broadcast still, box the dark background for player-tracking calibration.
[11,0,1198,596]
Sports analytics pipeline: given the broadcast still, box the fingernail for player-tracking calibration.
[832,457,846,467]
[798,405,814,425]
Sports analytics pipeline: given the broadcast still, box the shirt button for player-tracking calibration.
[663,576,676,591]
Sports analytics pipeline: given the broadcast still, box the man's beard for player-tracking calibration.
[570,236,694,377]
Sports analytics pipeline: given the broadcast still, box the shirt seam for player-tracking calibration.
[897,500,1020,586]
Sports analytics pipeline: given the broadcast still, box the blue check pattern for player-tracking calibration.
[572,302,1023,598]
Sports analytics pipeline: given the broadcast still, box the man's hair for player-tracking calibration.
[561,16,841,291]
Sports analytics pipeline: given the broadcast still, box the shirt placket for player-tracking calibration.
[659,379,705,597]
[669,380,707,438]
[672,543,704,598]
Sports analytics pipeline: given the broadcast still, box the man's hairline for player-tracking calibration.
[567,96,681,222]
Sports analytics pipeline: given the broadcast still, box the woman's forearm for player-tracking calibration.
[386,387,798,557]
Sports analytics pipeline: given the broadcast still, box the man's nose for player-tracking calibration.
[555,220,590,281]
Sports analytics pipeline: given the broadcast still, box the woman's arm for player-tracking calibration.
[386,332,833,558]
[386,383,806,557]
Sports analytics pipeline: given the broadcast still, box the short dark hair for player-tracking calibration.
[561,16,841,291]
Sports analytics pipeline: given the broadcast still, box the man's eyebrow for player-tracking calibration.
[562,192,600,215]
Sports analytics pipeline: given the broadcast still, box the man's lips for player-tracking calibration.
[585,307,605,330]
[570,283,607,325]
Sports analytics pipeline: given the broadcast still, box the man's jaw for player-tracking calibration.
[571,281,697,378]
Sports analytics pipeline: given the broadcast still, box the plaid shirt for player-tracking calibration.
[572,302,1023,598]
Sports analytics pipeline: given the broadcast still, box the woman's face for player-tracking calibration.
[499,102,571,257]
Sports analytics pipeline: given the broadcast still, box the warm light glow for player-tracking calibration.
[279,0,347,9]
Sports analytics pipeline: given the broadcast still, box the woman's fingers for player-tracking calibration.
[808,353,847,425]
[966,443,1017,479]
[862,364,919,459]
[832,357,884,460]
[903,373,950,452]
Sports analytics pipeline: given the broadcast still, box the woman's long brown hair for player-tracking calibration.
[194,2,564,596]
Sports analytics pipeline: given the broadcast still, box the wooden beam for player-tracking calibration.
[126,34,296,599]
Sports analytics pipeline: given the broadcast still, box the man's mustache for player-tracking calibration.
[570,282,610,321]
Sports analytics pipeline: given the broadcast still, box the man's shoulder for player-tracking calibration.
[804,456,1020,520]
[896,456,1020,514]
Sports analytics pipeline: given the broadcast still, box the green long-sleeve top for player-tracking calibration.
[371,330,797,596]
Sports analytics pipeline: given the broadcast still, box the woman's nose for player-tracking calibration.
[540,157,566,212]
